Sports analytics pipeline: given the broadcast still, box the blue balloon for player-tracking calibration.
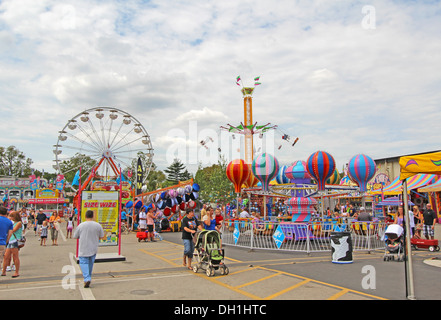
[125,201,133,208]
[134,200,143,209]
[192,183,200,192]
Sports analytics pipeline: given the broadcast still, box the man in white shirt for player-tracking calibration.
[239,208,251,218]
[73,210,105,288]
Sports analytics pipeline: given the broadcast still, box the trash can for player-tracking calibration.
[330,232,353,264]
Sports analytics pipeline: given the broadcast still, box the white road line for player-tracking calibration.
[69,252,96,300]
[59,226,66,242]
[0,264,191,294]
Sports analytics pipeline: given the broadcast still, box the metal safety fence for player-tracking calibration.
[221,218,388,254]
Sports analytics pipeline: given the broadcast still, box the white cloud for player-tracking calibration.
[0,0,440,176]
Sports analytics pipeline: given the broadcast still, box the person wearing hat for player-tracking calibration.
[356,207,372,222]
[35,209,48,237]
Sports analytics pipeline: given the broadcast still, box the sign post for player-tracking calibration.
[78,190,126,262]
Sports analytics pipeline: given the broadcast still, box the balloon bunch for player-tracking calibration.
[275,151,376,194]
[125,183,201,216]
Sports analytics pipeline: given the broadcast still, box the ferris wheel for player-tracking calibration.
[53,107,154,190]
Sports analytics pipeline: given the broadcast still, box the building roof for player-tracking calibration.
[374,150,441,162]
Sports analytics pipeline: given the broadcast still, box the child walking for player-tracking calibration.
[40,220,48,246]
[66,217,74,239]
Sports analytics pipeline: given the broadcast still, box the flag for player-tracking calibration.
[236,75,241,81]
[116,173,126,185]
[254,82,261,86]
[236,82,241,86]
[71,170,80,186]
[55,174,65,190]
[254,76,260,81]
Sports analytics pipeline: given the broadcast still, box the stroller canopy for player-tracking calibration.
[385,224,403,239]
[195,230,221,248]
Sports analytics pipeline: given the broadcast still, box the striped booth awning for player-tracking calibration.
[370,174,437,195]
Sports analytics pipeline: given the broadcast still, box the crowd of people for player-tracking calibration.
[392,204,437,240]
[0,206,78,279]
[0,198,437,285]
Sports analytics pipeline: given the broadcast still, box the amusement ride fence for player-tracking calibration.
[221,218,388,254]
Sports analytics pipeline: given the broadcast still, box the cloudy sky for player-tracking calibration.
[1,0,440,177]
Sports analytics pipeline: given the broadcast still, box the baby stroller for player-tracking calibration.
[383,224,405,262]
[192,230,229,277]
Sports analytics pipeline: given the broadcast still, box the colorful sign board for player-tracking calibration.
[81,191,120,247]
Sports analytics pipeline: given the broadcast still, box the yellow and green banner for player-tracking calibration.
[81,191,119,246]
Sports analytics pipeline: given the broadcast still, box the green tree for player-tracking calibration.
[58,153,96,188]
[164,158,192,185]
[194,156,235,205]
[0,146,33,177]
[143,165,167,192]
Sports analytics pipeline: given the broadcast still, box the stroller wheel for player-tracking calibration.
[206,266,214,277]
[220,266,226,275]
[192,265,198,273]
[223,266,229,275]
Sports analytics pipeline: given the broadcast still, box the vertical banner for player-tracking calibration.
[55,174,65,190]
[136,157,143,195]
[81,191,119,246]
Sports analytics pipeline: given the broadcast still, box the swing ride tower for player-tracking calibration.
[242,86,254,165]
[220,76,276,164]
[220,76,298,165]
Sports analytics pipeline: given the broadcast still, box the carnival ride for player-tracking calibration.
[53,107,154,192]
[218,76,387,224]
[199,76,299,159]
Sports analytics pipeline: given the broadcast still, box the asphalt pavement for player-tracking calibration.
[1,220,440,303]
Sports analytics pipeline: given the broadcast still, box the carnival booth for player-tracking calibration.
[396,151,441,300]
[28,188,69,217]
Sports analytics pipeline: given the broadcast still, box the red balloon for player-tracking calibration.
[306,151,336,191]
[163,207,171,216]
[187,200,196,209]
[244,164,259,188]
[226,159,251,193]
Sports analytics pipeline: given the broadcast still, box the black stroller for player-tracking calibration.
[383,224,405,262]
[192,230,229,277]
